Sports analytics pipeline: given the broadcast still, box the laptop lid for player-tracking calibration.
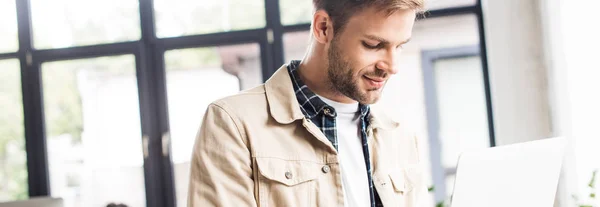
[450,137,566,207]
[0,197,63,207]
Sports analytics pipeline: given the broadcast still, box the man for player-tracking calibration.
[188,0,427,206]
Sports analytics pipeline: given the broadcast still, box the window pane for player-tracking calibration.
[434,56,489,171]
[165,44,262,207]
[283,31,310,63]
[427,0,476,10]
[280,0,313,25]
[0,59,28,202]
[434,56,489,199]
[154,0,266,38]
[42,55,145,207]
[30,0,141,49]
[0,0,18,53]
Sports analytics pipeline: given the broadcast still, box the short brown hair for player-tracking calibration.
[313,0,425,35]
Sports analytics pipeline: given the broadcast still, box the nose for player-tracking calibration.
[376,49,399,75]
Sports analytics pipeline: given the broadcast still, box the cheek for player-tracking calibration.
[355,50,381,71]
[338,45,379,76]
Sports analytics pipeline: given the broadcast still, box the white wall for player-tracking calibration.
[482,0,552,146]
[484,0,600,206]
[539,0,600,206]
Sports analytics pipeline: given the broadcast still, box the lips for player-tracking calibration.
[364,76,385,82]
[363,75,385,88]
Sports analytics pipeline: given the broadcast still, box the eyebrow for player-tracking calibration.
[363,34,411,46]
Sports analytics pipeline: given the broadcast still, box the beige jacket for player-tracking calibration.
[187,65,428,207]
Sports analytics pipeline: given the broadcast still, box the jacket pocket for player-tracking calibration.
[389,170,414,194]
[255,157,321,207]
[374,169,417,207]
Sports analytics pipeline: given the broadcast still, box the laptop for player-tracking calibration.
[450,137,566,207]
[0,197,63,207]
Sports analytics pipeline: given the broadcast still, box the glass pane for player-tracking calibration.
[434,56,490,170]
[426,0,476,10]
[154,0,266,38]
[165,44,262,207]
[283,31,310,63]
[280,0,313,25]
[30,0,141,49]
[0,0,18,53]
[0,59,28,202]
[42,55,145,207]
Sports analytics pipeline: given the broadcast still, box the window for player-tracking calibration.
[42,55,145,207]
[0,59,28,202]
[283,31,310,63]
[4,1,490,206]
[164,44,262,207]
[0,0,18,53]
[154,0,266,38]
[279,0,313,25]
[30,0,141,49]
[417,15,490,204]
[431,54,490,196]
[426,0,476,10]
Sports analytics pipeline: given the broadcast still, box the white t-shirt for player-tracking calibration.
[317,95,371,207]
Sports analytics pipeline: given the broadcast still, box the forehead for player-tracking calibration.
[341,7,416,42]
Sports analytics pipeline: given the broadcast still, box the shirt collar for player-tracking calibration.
[287,60,370,119]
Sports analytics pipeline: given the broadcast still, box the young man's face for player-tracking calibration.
[326,7,416,104]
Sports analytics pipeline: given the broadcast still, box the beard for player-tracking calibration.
[326,38,386,104]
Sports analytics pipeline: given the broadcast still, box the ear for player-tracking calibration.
[312,10,334,44]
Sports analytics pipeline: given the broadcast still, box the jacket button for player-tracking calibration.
[324,108,336,117]
[285,171,293,179]
[322,165,330,173]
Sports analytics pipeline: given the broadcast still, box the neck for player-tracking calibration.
[298,43,357,104]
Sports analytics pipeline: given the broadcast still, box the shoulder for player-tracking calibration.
[211,84,266,109]
[208,84,270,122]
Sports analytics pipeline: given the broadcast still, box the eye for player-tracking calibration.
[362,41,382,50]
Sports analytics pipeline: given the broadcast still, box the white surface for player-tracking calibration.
[540,0,600,206]
[317,95,370,207]
[450,137,566,207]
[482,0,552,146]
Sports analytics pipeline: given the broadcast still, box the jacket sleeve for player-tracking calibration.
[187,103,257,207]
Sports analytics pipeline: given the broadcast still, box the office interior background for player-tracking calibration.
[0,0,599,206]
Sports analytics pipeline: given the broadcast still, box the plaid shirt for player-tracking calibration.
[287,60,383,207]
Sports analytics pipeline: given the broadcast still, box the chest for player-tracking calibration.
[246,118,421,206]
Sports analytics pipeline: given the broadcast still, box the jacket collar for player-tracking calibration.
[265,64,400,130]
[265,65,305,124]
[369,105,400,130]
